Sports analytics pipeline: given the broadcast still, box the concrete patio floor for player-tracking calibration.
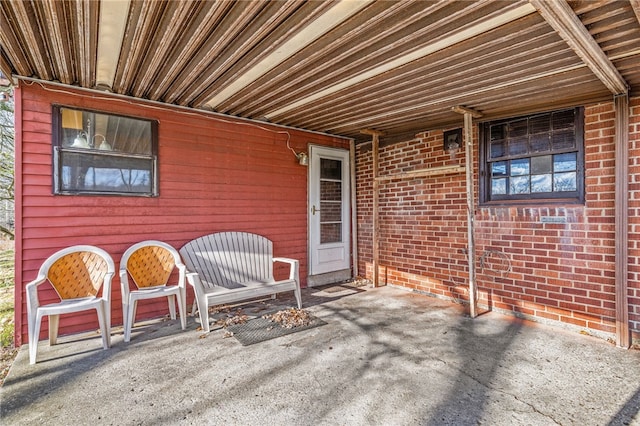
[2,284,640,425]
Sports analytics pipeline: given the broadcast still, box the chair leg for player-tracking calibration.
[96,304,110,350]
[177,288,186,330]
[196,295,210,333]
[29,312,44,365]
[48,314,60,346]
[124,299,137,343]
[167,295,177,320]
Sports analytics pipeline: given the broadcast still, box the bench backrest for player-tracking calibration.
[179,232,274,289]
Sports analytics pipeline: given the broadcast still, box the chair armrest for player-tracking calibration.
[102,271,115,302]
[273,257,300,282]
[176,263,187,288]
[25,275,48,315]
[119,269,130,299]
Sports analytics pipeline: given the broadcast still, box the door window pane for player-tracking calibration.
[319,157,343,244]
[321,223,341,244]
[320,158,341,180]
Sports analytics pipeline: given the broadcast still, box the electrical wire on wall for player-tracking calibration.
[21,78,306,158]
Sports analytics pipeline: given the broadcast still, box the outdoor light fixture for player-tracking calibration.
[443,128,462,160]
[297,152,309,166]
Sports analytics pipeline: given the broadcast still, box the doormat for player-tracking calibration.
[226,316,327,346]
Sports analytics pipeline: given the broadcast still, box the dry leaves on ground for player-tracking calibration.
[214,308,249,329]
[263,308,313,329]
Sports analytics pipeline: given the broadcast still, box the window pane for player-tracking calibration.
[510,176,530,194]
[530,113,550,134]
[511,158,530,176]
[56,106,157,196]
[554,172,577,192]
[531,155,552,174]
[481,107,582,203]
[508,119,528,138]
[492,178,507,195]
[552,130,575,150]
[530,133,550,153]
[552,109,575,130]
[490,140,505,159]
[554,152,576,172]
[508,137,528,156]
[531,174,552,193]
[490,124,506,141]
[492,161,507,177]
[60,152,152,194]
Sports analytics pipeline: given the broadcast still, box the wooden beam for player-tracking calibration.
[631,0,640,26]
[614,93,630,348]
[350,139,358,279]
[376,165,465,182]
[0,55,13,83]
[361,129,384,287]
[464,112,477,318]
[530,0,628,95]
[452,109,480,318]
[451,105,483,119]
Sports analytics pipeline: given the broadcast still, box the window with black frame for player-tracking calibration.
[53,106,158,196]
[479,107,584,204]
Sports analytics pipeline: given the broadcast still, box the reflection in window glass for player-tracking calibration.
[554,172,577,192]
[492,162,507,177]
[510,176,530,194]
[60,153,152,194]
[492,178,507,195]
[554,152,577,172]
[511,158,530,176]
[531,174,552,193]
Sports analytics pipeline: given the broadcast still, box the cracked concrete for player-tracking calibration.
[2,284,640,425]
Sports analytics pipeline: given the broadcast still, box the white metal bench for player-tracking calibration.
[179,232,302,332]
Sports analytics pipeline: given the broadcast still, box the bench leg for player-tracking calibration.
[294,287,302,309]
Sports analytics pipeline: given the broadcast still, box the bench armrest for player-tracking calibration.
[273,257,299,282]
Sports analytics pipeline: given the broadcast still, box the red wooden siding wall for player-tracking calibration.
[15,82,349,345]
[356,97,640,342]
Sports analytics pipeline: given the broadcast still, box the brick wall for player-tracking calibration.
[629,96,640,334]
[356,98,639,341]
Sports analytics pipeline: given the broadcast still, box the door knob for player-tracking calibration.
[312,205,321,215]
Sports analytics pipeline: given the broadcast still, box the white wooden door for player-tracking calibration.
[309,145,351,276]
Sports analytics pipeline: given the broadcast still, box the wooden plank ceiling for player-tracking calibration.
[1,0,639,144]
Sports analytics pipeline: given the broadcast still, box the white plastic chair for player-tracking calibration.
[26,245,114,364]
[119,240,186,342]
